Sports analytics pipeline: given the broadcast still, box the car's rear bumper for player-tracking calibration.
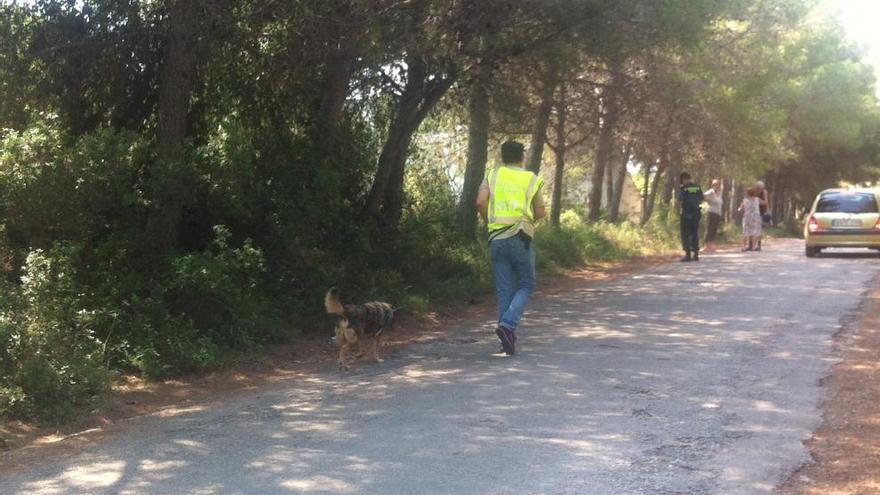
[806,230,880,248]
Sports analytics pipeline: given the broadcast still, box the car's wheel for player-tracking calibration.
[806,246,820,257]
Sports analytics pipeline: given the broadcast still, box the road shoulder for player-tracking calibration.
[779,280,880,494]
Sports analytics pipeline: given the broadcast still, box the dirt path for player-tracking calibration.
[779,285,880,495]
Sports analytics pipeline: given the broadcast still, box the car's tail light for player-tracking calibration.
[875,217,880,231]
[808,215,822,233]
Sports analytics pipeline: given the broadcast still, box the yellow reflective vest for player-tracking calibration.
[487,166,543,241]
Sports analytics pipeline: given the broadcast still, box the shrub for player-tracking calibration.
[165,226,281,343]
[534,210,676,272]
[0,245,111,424]
[11,354,110,424]
[109,225,283,380]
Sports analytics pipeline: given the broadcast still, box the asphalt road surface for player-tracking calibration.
[2,239,878,495]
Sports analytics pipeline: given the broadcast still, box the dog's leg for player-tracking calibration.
[338,342,350,370]
[373,334,384,363]
[353,338,366,359]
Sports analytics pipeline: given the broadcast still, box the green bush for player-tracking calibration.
[534,210,680,273]
[0,245,111,424]
[0,120,297,412]
[0,121,149,259]
[11,354,110,424]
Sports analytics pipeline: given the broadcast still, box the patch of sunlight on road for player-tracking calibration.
[281,475,358,492]
[155,405,206,417]
[282,420,346,432]
[631,273,674,280]
[140,459,188,472]
[565,327,635,339]
[247,451,316,472]
[752,400,790,414]
[339,456,377,473]
[188,485,224,495]
[23,460,126,493]
[390,365,464,384]
[769,351,794,358]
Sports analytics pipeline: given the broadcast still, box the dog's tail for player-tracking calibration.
[324,287,345,316]
[381,306,404,329]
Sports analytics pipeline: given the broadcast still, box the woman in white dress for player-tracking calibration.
[739,188,763,251]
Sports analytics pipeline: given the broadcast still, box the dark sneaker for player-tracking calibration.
[679,255,692,262]
[498,333,517,354]
[496,326,515,355]
[692,253,699,261]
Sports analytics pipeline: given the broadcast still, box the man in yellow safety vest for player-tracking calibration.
[476,140,546,355]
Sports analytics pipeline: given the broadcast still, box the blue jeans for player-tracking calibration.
[490,235,536,331]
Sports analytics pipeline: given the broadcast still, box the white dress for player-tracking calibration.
[741,197,762,236]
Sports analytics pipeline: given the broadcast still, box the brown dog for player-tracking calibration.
[324,287,397,370]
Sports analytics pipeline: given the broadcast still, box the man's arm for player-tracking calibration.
[476,185,489,222]
[532,188,547,221]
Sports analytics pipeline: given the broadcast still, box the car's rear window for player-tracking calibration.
[816,192,879,213]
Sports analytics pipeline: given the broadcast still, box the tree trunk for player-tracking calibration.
[381,82,456,227]
[525,63,559,173]
[644,167,665,225]
[457,58,492,240]
[363,55,427,220]
[364,55,456,227]
[550,82,568,227]
[659,147,683,221]
[722,178,734,223]
[587,66,622,221]
[312,34,357,137]
[733,181,745,224]
[771,173,785,225]
[382,143,414,227]
[640,162,653,224]
[788,199,797,222]
[659,162,677,213]
[608,143,632,222]
[144,0,202,256]
[641,157,667,225]
[604,148,615,213]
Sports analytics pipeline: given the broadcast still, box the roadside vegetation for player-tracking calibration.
[1,0,878,425]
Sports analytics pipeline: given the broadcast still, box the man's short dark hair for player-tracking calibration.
[501,140,525,164]
[680,171,691,181]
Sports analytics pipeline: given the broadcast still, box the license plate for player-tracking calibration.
[831,218,862,227]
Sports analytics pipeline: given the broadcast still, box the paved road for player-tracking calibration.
[2,239,878,495]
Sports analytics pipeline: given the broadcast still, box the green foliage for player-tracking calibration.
[535,211,680,273]
[0,246,111,424]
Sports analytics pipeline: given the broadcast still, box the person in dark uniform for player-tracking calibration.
[678,172,703,262]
